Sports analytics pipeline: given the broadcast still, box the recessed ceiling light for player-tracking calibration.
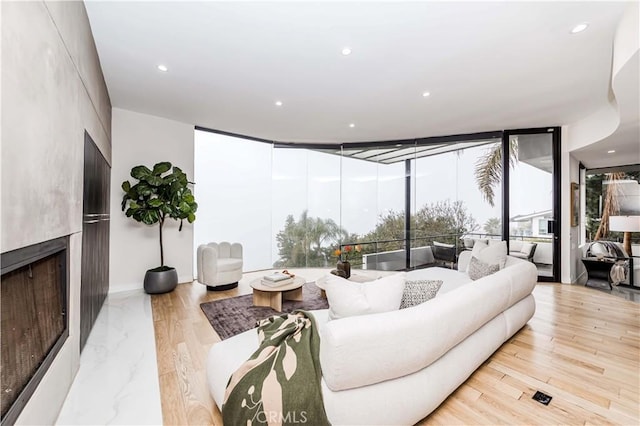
[571,23,589,34]
[607,150,616,154]
[342,47,352,56]
[349,123,355,128]
[275,101,283,107]
[422,91,431,97]
[157,64,168,72]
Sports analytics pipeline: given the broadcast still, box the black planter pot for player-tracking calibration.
[144,266,178,294]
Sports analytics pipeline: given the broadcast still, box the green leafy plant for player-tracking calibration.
[121,162,197,267]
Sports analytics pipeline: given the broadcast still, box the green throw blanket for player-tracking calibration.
[222,310,330,426]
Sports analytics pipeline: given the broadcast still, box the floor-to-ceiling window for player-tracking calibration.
[584,166,640,246]
[194,132,272,272]
[413,140,503,258]
[270,147,341,268]
[194,127,560,279]
[582,165,639,287]
[340,145,406,269]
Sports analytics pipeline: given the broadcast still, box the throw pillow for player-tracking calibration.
[469,240,507,272]
[399,279,443,309]
[468,256,500,281]
[324,272,406,320]
[433,241,455,248]
[463,238,475,249]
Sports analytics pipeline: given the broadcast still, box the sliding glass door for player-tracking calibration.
[505,128,560,281]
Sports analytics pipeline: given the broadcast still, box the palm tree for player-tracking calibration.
[484,217,501,235]
[474,139,518,207]
[274,211,347,267]
[306,215,347,264]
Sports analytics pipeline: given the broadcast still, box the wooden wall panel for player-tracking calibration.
[80,132,110,351]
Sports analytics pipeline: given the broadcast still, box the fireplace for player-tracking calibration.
[1,237,69,426]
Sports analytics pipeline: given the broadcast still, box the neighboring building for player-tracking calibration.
[510,210,554,238]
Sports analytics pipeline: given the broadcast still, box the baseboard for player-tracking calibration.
[109,275,194,294]
[179,274,194,284]
[109,282,143,294]
[574,270,587,284]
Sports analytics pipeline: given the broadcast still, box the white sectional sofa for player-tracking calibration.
[207,251,538,425]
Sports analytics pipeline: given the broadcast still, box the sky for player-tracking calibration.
[193,131,553,270]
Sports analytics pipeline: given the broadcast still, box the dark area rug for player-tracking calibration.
[200,282,328,340]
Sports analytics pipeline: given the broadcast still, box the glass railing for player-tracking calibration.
[339,233,469,271]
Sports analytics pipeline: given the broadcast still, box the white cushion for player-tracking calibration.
[469,240,507,272]
[520,242,535,255]
[216,258,242,272]
[407,266,472,294]
[324,272,406,320]
[509,240,523,252]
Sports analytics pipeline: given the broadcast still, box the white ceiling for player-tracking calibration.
[85,1,637,166]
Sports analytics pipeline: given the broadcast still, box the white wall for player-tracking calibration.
[560,130,581,284]
[1,1,111,424]
[110,108,194,292]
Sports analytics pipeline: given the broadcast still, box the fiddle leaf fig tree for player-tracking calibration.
[121,162,198,267]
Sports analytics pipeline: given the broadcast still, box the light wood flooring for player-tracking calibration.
[151,271,640,425]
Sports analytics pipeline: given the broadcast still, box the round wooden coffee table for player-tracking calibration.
[250,276,305,312]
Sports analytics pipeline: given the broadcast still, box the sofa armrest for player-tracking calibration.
[457,250,472,272]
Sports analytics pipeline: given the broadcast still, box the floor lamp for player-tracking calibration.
[609,215,640,256]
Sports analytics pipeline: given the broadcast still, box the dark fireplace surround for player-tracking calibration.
[1,237,69,426]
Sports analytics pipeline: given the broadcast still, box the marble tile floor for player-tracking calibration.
[56,289,162,425]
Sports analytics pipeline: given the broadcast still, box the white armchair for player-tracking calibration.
[197,242,243,291]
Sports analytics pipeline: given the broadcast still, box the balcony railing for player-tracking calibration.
[339,233,553,272]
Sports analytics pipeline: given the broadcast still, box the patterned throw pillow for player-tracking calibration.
[400,279,443,309]
[469,240,507,272]
[468,256,500,281]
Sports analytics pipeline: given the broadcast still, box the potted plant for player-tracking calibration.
[121,162,198,294]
